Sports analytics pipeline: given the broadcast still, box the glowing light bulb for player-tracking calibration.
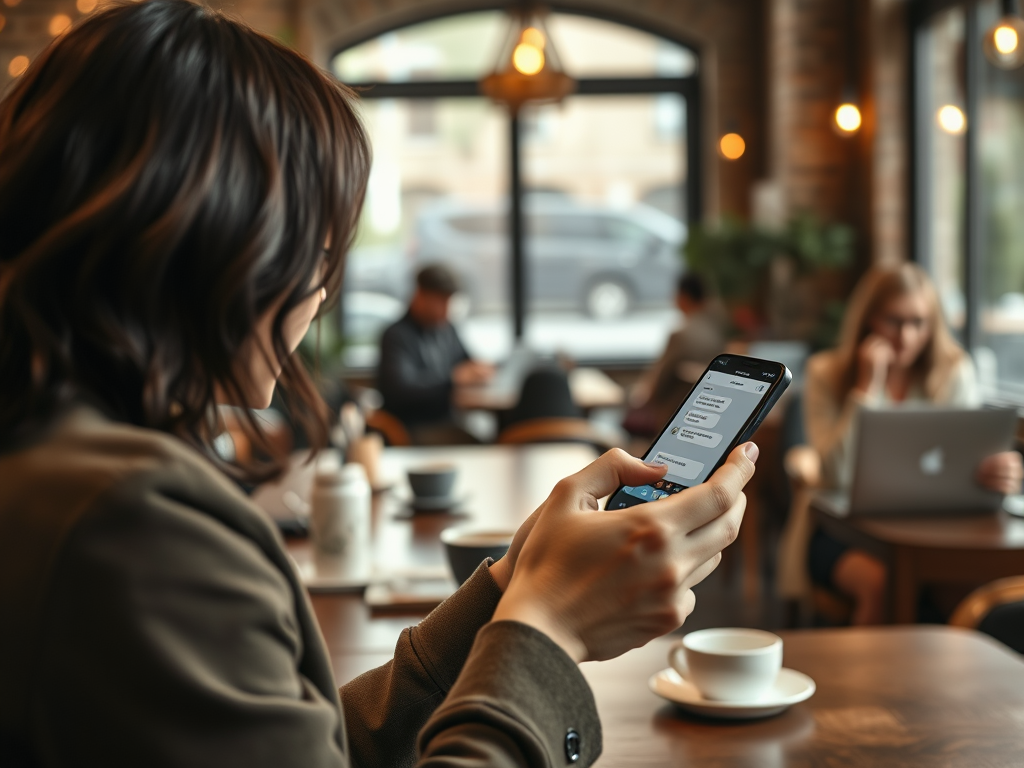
[521,27,545,48]
[719,133,746,160]
[8,55,28,77]
[937,105,966,135]
[76,0,97,13]
[835,103,862,133]
[512,43,544,76]
[49,14,71,35]
[995,25,1019,55]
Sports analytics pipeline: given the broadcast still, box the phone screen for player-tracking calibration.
[607,356,786,509]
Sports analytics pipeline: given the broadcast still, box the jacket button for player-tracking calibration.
[565,728,581,762]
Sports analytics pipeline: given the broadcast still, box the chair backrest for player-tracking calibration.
[504,367,581,429]
[365,408,412,447]
[950,576,1024,653]
[497,417,614,453]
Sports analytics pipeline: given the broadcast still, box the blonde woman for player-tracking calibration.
[803,263,1021,624]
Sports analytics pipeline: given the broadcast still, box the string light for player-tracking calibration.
[49,14,72,36]
[8,55,28,77]
[719,133,746,160]
[937,105,966,135]
[835,103,862,133]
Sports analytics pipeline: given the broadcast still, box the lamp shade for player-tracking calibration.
[479,7,576,112]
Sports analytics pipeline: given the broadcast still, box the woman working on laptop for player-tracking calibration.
[801,263,1022,624]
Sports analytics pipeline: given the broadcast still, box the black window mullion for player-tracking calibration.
[964,0,983,354]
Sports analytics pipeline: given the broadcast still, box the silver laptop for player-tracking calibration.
[815,407,1017,518]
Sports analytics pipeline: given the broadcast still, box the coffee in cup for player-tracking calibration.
[669,628,783,702]
[440,525,513,585]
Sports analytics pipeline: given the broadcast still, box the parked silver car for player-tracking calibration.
[412,196,686,319]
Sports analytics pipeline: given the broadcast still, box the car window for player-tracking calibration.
[605,217,652,243]
[448,214,505,235]
[529,214,603,239]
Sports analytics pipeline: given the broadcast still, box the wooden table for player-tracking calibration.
[582,627,1024,767]
[454,366,624,413]
[812,497,1024,623]
[253,443,598,659]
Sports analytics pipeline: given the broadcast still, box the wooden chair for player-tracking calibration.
[950,577,1024,653]
[497,417,622,453]
[365,408,413,447]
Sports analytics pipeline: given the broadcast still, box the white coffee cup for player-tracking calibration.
[669,628,783,702]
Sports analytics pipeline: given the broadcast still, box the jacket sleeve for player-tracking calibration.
[803,353,872,490]
[341,563,601,768]
[32,476,347,768]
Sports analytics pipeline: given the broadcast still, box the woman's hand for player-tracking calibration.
[491,444,758,663]
[976,451,1024,495]
[855,334,894,397]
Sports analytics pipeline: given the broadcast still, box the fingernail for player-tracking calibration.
[644,461,668,469]
[743,442,759,463]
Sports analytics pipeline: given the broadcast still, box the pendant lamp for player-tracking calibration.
[479,5,576,113]
[984,0,1024,70]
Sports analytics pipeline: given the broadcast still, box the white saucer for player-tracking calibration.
[649,667,815,719]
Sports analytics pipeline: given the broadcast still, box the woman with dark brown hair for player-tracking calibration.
[0,2,756,766]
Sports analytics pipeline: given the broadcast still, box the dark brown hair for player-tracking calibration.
[0,0,370,478]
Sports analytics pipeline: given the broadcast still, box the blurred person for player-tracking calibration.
[625,272,726,434]
[376,263,493,443]
[0,3,757,767]
[803,263,1022,624]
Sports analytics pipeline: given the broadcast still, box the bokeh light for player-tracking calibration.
[77,0,97,13]
[994,25,1019,55]
[835,103,862,133]
[512,43,544,75]
[937,105,966,135]
[719,133,746,160]
[3,0,20,8]
[49,14,72,35]
[8,55,28,77]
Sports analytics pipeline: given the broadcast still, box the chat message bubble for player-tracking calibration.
[676,427,723,449]
[652,452,705,481]
[683,409,721,428]
[695,392,732,412]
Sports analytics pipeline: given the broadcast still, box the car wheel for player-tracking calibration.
[585,278,632,320]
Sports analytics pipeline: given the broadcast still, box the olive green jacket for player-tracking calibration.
[0,407,600,767]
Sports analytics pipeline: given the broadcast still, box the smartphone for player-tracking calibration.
[606,354,792,509]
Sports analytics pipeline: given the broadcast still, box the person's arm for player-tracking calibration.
[803,353,871,489]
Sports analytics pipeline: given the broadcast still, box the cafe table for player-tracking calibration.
[812,495,1024,623]
[256,447,1024,766]
[453,365,624,413]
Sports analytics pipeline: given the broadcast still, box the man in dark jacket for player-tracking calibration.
[377,264,493,441]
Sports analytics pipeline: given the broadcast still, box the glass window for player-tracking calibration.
[332,12,696,368]
[977,0,1024,399]
[921,6,967,336]
[518,95,687,361]
[341,98,507,368]
[332,12,696,84]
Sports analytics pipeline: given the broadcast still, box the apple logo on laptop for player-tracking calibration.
[919,446,944,476]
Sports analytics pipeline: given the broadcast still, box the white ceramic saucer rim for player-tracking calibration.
[648,667,816,709]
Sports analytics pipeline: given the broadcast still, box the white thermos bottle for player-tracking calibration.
[310,459,371,580]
